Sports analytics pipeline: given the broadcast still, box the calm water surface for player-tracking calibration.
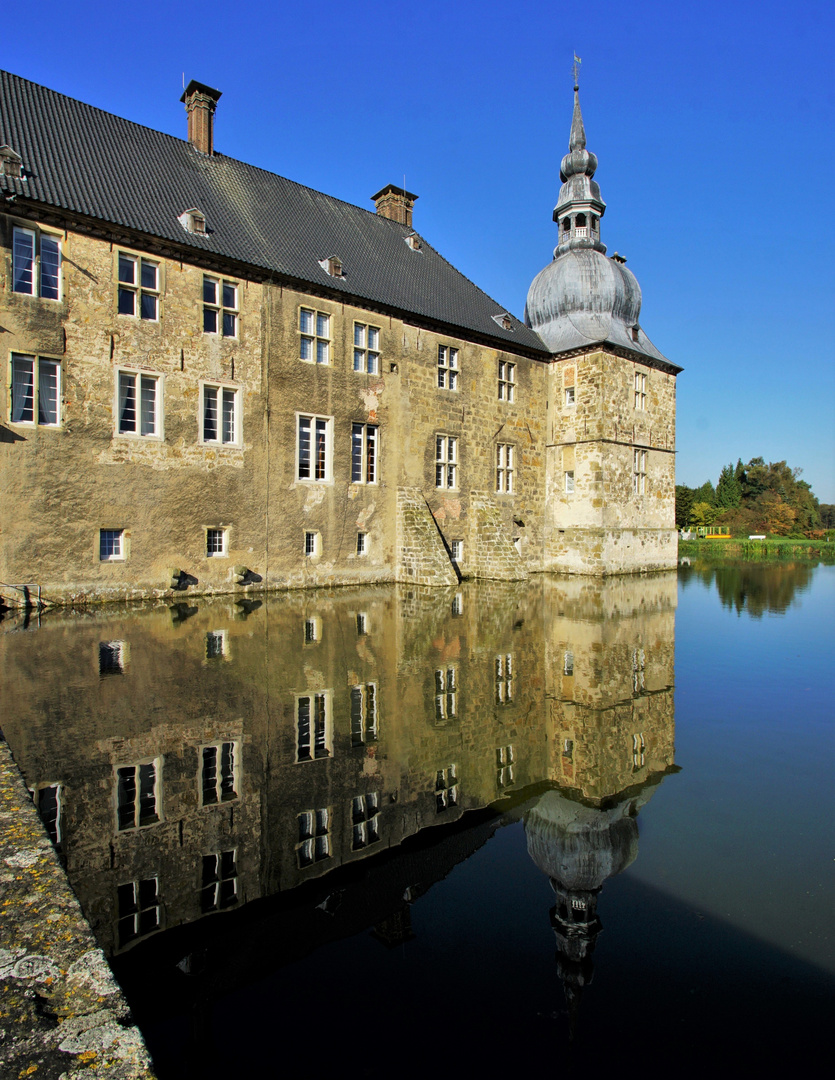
[1,563,832,1077]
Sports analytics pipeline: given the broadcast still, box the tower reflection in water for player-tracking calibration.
[0,573,677,1065]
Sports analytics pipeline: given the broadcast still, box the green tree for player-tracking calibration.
[690,501,715,527]
[675,485,695,528]
[693,480,716,506]
[716,462,742,508]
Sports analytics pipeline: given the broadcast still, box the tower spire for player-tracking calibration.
[553,77,606,255]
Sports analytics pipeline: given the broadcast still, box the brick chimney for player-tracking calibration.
[180,80,222,155]
[371,184,418,227]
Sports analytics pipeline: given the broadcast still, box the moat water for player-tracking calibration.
[1,561,832,1078]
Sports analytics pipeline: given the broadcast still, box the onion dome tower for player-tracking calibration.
[524,84,672,365]
[523,78,681,576]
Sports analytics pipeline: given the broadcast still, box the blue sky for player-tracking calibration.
[4,0,833,500]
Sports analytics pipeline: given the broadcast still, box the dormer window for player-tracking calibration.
[492,313,514,331]
[178,208,207,235]
[0,145,23,179]
[405,233,422,252]
[319,256,344,278]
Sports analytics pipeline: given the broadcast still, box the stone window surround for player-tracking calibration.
[200,740,238,804]
[99,528,127,562]
[116,367,163,439]
[351,422,378,485]
[435,433,459,489]
[497,359,515,402]
[353,322,380,374]
[496,442,515,494]
[295,691,332,763]
[205,526,228,558]
[201,849,238,912]
[437,344,459,390]
[297,413,333,482]
[200,381,241,446]
[203,275,239,338]
[9,352,61,427]
[296,807,331,866]
[114,759,162,832]
[11,224,62,300]
[299,306,331,364]
[116,249,161,320]
[634,370,647,411]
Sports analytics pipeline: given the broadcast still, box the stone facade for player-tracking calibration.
[0,74,679,605]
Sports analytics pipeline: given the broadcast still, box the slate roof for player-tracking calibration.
[0,70,549,356]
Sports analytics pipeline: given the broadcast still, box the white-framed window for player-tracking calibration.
[351,792,381,850]
[115,761,160,831]
[205,629,228,660]
[117,253,159,319]
[299,308,330,364]
[201,383,239,445]
[356,532,368,555]
[450,539,463,563]
[297,414,331,481]
[633,449,647,495]
[12,226,61,299]
[356,612,368,636]
[304,615,322,644]
[100,529,125,562]
[203,277,238,337]
[296,692,332,762]
[206,527,228,557]
[435,764,459,813]
[99,640,128,676]
[304,531,320,558]
[435,435,458,489]
[498,360,515,402]
[117,369,161,437]
[201,850,238,912]
[632,733,646,769]
[201,742,238,804]
[565,385,576,406]
[496,443,514,493]
[564,650,574,677]
[496,745,515,788]
[350,683,378,746]
[634,372,647,411]
[495,654,513,704]
[353,323,380,373]
[451,591,463,617]
[10,353,60,426]
[565,470,575,494]
[632,647,646,695]
[296,808,330,867]
[117,877,160,947]
[434,667,457,722]
[437,345,459,390]
[351,423,378,484]
[36,784,63,848]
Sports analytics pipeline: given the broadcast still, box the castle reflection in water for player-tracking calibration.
[1,574,677,1028]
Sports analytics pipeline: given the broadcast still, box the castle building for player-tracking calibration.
[0,71,680,605]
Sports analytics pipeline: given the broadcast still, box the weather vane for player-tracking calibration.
[573,53,582,90]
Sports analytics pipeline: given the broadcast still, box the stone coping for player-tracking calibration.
[0,738,156,1078]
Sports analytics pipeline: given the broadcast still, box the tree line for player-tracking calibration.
[676,457,834,536]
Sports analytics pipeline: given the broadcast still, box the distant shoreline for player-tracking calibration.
[678,537,835,561]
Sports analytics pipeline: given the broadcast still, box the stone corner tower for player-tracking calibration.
[525,82,682,576]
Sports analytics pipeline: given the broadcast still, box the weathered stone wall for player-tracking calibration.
[543,350,677,573]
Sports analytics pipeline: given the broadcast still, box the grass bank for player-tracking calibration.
[678,537,835,561]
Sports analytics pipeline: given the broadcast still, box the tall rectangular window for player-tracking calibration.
[117,878,160,947]
[435,765,459,813]
[495,654,513,704]
[299,308,330,364]
[201,850,238,912]
[437,345,459,390]
[37,785,63,848]
[202,384,239,444]
[497,360,515,401]
[633,449,647,495]
[296,808,330,867]
[10,354,60,426]
[298,415,331,480]
[496,745,515,788]
[634,372,647,410]
[118,371,160,436]
[565,470,575,494]
[353,323,380,373]
[434,667,458,722]
[203,277,238,336]
[435,435,458,489]
[496,444,514,493]
[296,693,332,762]
[350,683,378,746]
[12,227,60,299]
[351,792,381,850]
[351,423,378,484]
[118,253,158,319]
[201,742,238,805]
[116,762,160,830]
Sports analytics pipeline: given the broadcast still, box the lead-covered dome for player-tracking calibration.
[525,86,672,367]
